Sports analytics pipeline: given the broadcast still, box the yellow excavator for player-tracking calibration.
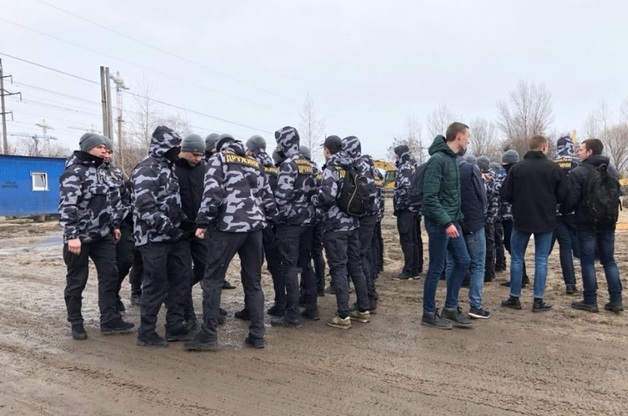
[373,160,398,190]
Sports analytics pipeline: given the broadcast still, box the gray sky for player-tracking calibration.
[1,0,627,160]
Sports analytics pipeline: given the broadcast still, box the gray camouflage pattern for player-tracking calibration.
[59,151,115,243]
[131,126,185,246]
[312,151,358,233]
[274,126,317,225]
[196,141,277,232]
[343,136,379,216]
[393,150,416,214]
[100,162,131,227]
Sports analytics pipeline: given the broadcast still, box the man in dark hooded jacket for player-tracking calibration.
[131,126,193,347]
[60,133,134,340]
[343,135,379,311]
[269,126,319,327]
[185,137,277,350]
[565,138,623,313]
[392,144,422,280]
[313,135,371,329]
[421,123,472,330]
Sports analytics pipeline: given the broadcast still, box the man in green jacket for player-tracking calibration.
[421,122,472,330]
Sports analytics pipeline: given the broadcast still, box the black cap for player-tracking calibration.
[322,135,343,154]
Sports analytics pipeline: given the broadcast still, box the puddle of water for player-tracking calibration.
[0,235,63,255]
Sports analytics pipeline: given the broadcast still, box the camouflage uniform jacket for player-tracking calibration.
[495,167,512,221]
[484,171,500,224]
[59,151,115,243]
[252,149,279,194]
[312,151,358,233]
[393,151,417,214]
[196,141,277,232]
[343,136,379,217]
[131,126,185,246]
[373,169,386,222]
[274,126,317,226]
[101,162,130,227]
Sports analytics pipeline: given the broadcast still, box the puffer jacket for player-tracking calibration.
[196,141,277,232]
[312,151,359,233]
[421,135,463,227]
[274,126,317,225]
[59,151,115,243]
[131,126,186,246]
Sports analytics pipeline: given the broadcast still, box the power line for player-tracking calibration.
[0,52,272,133]
[32,0,302,106]
[13,81,101,105]
[1,18,293,115]
[12,97,102,117]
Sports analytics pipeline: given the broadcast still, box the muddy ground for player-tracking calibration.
[1,209,627,416]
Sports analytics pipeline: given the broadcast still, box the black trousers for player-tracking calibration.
[297,226,318,311]
[63,234,121,326]
[312,223,326,292]
[367,221,383,286]
[262,226,282,282]
[323,229,369,318]
[485,222,496,279]
[129,250,143,295]
[358,215,377,302]
[495,221,506,270]
[138,241,191,336]
[200,230,264,342]
[115,219,135,299]
[275,225,311,322]
[397,211,422,275]
[184,237,211,321]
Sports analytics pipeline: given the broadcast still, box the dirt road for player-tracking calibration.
[1,216,627,416]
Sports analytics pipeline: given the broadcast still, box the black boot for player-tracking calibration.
[532,298,552,312]
[71,324,88,340]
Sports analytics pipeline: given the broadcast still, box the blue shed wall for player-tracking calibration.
[0,155,66,216]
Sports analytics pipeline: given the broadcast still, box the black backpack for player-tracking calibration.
[336,163,372,217]
[409,154,448,208]
[582,164,619,226]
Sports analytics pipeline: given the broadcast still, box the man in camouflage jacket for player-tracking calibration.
[343,135,379,311]
[185,136,277,351]
[101,140,135,312]
[393,145,423,280]
[313,135,371,329]
[59,133,134,340]
[131,126,193,347]
[268,126,319,327]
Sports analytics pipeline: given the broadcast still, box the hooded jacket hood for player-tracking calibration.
[343,136,362,158]
[221,140,247,157]
[584,154,611,168]
[555,135,575,158]
[326,150,353,168]
[275,126,300,157]
[428,135,456,158]
[394,144,410,167]
[149,126,182,158]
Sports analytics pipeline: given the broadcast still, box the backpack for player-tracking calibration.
[409,154,448,208]
[583,164,619,226]
[336,163,372,217]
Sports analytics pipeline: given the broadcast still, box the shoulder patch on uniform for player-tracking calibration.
[225,153,260,169]
[296,158,314,175]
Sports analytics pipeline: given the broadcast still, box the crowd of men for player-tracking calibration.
[58,121,624,349]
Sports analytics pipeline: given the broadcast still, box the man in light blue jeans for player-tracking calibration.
[501,135,567,311]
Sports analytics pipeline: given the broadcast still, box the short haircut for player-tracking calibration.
[445,122,469,142]
[582,138,604,155]
[529,135,547,151]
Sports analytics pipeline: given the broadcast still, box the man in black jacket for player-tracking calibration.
[564,138,623,313]
[501,135,567,312]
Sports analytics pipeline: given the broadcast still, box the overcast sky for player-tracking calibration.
[1,0,627,160]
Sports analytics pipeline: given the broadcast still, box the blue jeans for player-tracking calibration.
[578,230,623,304]
[510,228,553,298]
[447,227,486,309]
[423,219,470,314]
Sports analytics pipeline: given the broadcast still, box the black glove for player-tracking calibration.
[167,228,187,242]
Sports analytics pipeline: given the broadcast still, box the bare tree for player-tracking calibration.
[299,94,326,161]
[426,104,459,138]
[497,80,554,157]
[468,118,502,161]
[387,115,425,163]
[605,123,628,171]
[127,82,162,149]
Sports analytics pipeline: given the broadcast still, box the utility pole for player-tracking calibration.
[35,119,56,155]
[1,59,22,155]
[110,71,129,169]
[100,66,112,139]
